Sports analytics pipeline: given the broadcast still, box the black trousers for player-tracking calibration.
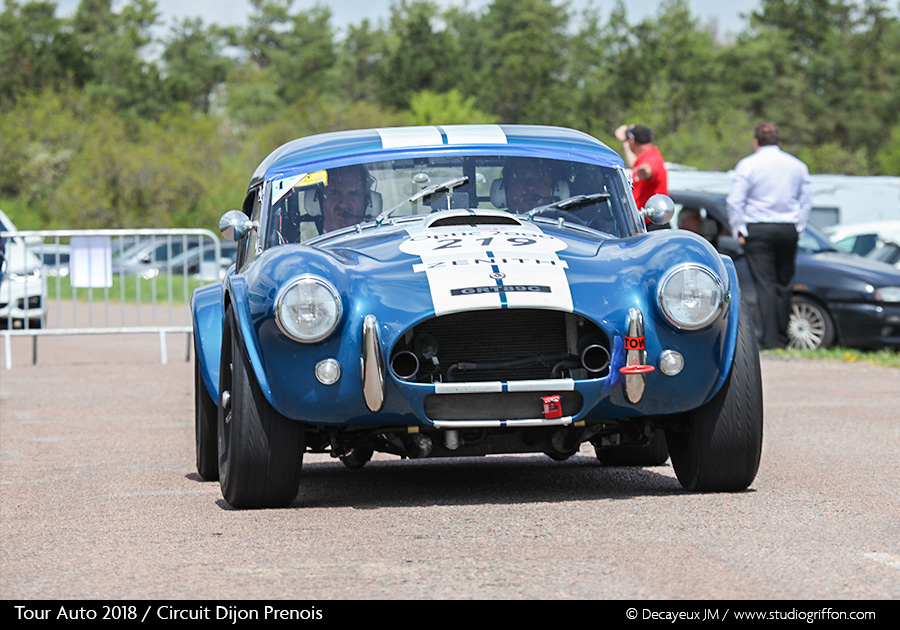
[743,223,799,349]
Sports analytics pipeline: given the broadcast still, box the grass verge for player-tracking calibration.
[763,347,900,369]
[46,274,209,305]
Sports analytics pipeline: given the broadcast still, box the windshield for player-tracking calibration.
[264,156,633,246]
[799,224,839,252]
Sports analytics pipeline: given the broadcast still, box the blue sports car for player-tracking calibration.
[192,125,762,508]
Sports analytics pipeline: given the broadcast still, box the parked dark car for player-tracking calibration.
[670,191,900,350]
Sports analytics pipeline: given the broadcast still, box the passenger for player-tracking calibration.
[678,208,704,235]
[504,159,555,214]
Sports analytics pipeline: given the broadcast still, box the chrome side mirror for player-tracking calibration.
[641,194,675,226]
[219,210,255,242]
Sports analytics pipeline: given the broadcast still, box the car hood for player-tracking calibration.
[1,240,42,273]
[312,213,606,264]
[801,249,900,285]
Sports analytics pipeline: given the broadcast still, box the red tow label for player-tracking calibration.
[624,336,646,351]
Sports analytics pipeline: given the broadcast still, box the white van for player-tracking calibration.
[0,209,47,328]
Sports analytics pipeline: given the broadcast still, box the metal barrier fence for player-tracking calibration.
[0,228,225,369]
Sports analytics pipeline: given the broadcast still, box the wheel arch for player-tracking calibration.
[705,255,744,402]
[192,283,226,402]
[222,276,277,408]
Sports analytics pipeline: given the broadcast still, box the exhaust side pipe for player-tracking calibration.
[391,350,420,381]
[580,344,611,373]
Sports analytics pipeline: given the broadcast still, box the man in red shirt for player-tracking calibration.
[615,124,669,230]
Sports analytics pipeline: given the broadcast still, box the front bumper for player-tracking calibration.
[832,302,900,349]
[0,277,46,323]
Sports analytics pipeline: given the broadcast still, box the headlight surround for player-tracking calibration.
[657,263,725,330]
[875,286,900,303]
[274,275,342,343]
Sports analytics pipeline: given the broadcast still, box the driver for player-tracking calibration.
[504,159,554,213]
[321,165,371,232]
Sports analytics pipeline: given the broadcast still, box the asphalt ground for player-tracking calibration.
[1,332,898,604]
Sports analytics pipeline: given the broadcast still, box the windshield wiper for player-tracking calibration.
[525,193,611,218]
[377,176,469,223]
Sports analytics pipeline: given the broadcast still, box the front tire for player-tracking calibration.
[667,300,763,492]
[218,305,304,508]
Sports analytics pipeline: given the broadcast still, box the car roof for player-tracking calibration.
[668,191,729,221]
[250,124,624,188]
[669,190,726,204]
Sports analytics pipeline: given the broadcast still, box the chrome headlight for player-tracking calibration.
[657,264,725,330]
[274,275,342,342]
[875,286,900,303]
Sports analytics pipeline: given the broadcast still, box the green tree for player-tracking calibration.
[375,1,464,110]
[0,88,90,207]
[71,0,165,116]
[333,19,388,104]
[564,2,631,136]
[223,64,285,129]
[442,4,490,104]
[235,0,337,106]
[407,89,496,125]
[479,0,569,123]
[160,19,233,113]
[875,119,900,176]
[724,0,900,166]
[0,0,88,108]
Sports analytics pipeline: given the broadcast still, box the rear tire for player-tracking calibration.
[194,338,219,481]
[218,305,304,508]
[594,429,669,466]
[667,300,763,492]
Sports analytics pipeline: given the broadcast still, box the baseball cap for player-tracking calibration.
[626,124,653,144]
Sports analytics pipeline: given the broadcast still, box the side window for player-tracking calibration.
[675,203,726,243]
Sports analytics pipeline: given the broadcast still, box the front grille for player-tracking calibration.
[390,309,609,383]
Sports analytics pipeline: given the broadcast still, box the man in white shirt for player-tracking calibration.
[727,122,812,350]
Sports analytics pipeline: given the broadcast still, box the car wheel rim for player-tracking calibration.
[788,302,825,350]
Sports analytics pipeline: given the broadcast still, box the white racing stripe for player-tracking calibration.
[401,222,573,316]
[440,125,507,145]
[377,126,443,148]
[377,125,507,149]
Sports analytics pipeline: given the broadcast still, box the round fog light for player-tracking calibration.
[315,359,341,385]
[659,350,684,376]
